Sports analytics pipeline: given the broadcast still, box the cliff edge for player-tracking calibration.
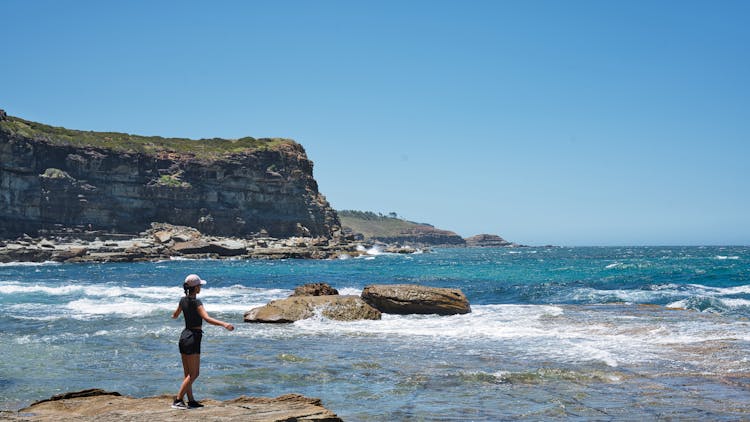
[0,110,340,239]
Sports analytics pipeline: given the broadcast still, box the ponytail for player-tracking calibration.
[183,283,196,296]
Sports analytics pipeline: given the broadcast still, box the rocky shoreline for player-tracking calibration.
[2,388,341,421]
[244,282,471,323]
[0,223,425,264]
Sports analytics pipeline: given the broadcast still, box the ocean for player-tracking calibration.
[1,246,749,420]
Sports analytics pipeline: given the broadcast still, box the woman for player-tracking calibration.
[171,273,234,409]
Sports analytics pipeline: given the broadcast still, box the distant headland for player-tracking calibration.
[338,210,521,248]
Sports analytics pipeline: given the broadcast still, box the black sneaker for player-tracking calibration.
[171,398,188,409]
[188,400,204,409]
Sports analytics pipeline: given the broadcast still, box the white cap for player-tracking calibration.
[184,274,207,287]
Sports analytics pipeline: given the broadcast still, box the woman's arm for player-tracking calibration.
[172,304,182,319]
[197,305,234,331]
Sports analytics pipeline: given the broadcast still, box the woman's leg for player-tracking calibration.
[177,353,200,401]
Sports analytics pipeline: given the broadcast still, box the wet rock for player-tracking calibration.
[292,283,339,296]
[383,245,417,254]
[0,248,53,263]
[51,247,88,262]
[244,295,381,323]
[361,284,471,315]
[171,240,246,256]
[11,388,341,421]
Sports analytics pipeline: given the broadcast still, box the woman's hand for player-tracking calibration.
[225,323,235,331]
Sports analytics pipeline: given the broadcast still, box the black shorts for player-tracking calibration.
[178,328,203,355]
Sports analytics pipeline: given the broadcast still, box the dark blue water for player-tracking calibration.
[2,246,749,419]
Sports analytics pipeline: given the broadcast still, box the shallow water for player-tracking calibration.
[1,247,749,419]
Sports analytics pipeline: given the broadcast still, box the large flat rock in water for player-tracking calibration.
[245,295,381,323]
[6,389,341,421]
[361,284,471,315]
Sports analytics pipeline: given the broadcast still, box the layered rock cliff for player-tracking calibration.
[0,111,340,239]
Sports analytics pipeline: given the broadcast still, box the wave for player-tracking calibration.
[2,281,290,320]
[666,296,750,313]
[292,305,566,342]
[0,281,290,300]
[561,283,750,312]
[0,261,60,267]
[8,300,750,369]
[283,303,750,366]
[65,298,175,318]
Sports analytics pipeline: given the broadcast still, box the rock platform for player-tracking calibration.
[3,389,341,422]
[0,223,423,264]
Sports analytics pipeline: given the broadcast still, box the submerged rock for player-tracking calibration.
[361,284,471,315]
[9,388,341,421]
[244,295,381,323]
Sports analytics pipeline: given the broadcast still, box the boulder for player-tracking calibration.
[171,240,246,256]
[292,283,339,296]
[12,388,341,421]
[361,284,471,315]
[51,247,88,262]
[244,295,381,323]
[153,230,173,244]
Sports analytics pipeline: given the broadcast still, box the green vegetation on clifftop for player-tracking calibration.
[338,210,430,238]
[338,210,465,245]
[0,115,292,158]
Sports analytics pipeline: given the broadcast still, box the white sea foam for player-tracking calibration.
[667,296,750,311]
[690,284,750,295]
[366,245,383,255]
[0,261,60,267]
[293,304,561,337]
[714,255,740,260]
[282,302,750,367]
[338,287,363,296]
[65,298,174,318]
[288,304,644,366]
[0,283,83,296]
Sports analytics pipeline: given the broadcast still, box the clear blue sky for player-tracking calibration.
[2,1,748,246]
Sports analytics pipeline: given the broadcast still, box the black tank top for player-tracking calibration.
[180,296,203,328]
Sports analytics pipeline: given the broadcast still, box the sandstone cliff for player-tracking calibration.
[0,111,340,239]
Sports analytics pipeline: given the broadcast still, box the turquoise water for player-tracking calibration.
[1,246,749,419]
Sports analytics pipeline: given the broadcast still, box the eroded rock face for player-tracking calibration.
[0,115,340,239]
[244,295,381,323]
[10,388,341,421]
[361,284,471,315]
